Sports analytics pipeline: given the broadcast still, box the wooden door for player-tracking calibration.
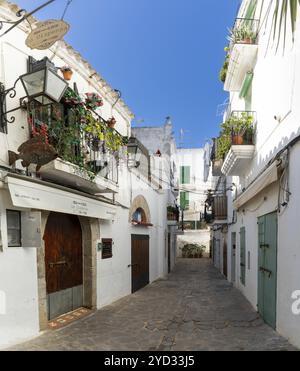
[168,233,171,274]
[131,235,150,293]
[223,240,228,277]
[240,227,246,286]
[44,212,83,320]
[231,232,236,283]
[258,212,278,329]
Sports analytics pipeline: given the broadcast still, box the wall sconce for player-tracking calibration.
[127,137,143,168]
[0,57,69,126]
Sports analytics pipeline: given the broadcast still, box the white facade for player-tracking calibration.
[213,0,300,349]
[176,148,213,256]
[0,1,172,348]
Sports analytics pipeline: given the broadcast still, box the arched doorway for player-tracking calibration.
[44,212,83,320]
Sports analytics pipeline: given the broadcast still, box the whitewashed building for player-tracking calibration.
[176,147,212,256]
[132,118,180,273]
[211,0,300,349]
[0,1,173,348]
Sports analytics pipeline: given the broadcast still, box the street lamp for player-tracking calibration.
[0,57,68,125]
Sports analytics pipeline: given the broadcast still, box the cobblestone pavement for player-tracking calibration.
[7,259,297,351]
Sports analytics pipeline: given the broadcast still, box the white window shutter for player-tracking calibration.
[21,211,42,248]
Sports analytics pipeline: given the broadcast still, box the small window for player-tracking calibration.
[102,239,113,259]
[132,208,147,224]
[7,210,21,247]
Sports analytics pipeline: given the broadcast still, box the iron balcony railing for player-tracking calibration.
[30,111,119,184]
[229,18,260,50]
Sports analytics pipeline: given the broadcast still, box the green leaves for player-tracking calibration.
[270,0,300,50]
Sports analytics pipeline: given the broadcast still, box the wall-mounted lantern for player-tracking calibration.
[0,57,68,126]
[127,137,143,168]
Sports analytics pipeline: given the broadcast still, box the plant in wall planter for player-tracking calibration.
[60,66,73,81]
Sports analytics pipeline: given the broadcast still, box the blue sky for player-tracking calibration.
[16,0,240,147]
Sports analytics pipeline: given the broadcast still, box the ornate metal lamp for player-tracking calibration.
[0,57,68,126]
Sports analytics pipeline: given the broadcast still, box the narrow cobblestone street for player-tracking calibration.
[7,259,296,351]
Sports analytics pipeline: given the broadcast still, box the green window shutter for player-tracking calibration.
[180,166,191,184]
[239,72,253,99]
[180,192,190,210]
[240,227,246,286]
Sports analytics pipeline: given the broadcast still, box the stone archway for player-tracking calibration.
[129,195,151,224]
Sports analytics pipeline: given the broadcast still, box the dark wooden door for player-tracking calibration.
[44,213,83,319]
[168,233,171,274]
[131,235,150,293]
[223,240,228,277]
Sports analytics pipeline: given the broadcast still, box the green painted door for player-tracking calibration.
[240,227,246,286]
[258,212,278,330]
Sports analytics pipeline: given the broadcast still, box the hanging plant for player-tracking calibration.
[85,92,103,110]
[60,66,73,81]
[107,117,117,129]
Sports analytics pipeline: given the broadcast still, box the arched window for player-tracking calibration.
[132,208,147,224]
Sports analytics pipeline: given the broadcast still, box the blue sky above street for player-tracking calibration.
[16,0,240,147]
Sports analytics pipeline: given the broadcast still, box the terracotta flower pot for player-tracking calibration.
[62,70,73,81]
[233,135,244,145]
[243,38,252,44]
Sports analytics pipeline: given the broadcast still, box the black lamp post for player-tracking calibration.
[0,57,68,125]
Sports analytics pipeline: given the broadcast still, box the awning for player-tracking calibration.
[6,175,117,220]
[233,161,280,209]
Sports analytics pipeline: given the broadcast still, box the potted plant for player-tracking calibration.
[85,92,103,110]
[60,66,73,81]
[230,113,254,145]
[107,117,117,129]
[228,25,256,45]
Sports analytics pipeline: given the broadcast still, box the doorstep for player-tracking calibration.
[48,308,95,330]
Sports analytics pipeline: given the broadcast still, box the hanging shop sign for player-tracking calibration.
[25,19,70,50]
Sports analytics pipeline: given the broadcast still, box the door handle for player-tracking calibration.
[128,264,139,268]
[260,267,272,278]
[49,260,68,268]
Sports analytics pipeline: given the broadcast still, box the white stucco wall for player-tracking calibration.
[222,0,300,349]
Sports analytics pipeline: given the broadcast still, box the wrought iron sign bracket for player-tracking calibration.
[0,9,26,31]
[0,80,27,125]
[0,0,55,38]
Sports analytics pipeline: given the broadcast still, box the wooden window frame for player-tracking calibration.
[102,238,113,260]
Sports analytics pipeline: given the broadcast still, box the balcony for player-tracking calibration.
[212,196,228,222]
[167,206,180,226]
[221,111,256,176]
[224,18,259,92]
[28,95,125,195]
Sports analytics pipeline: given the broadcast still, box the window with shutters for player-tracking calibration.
[7,210,22,247]
[102,239,113,259]
[180,166,191,185]
[180,192,190,210]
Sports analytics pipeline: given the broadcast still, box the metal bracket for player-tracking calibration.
[0,79,25,125]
